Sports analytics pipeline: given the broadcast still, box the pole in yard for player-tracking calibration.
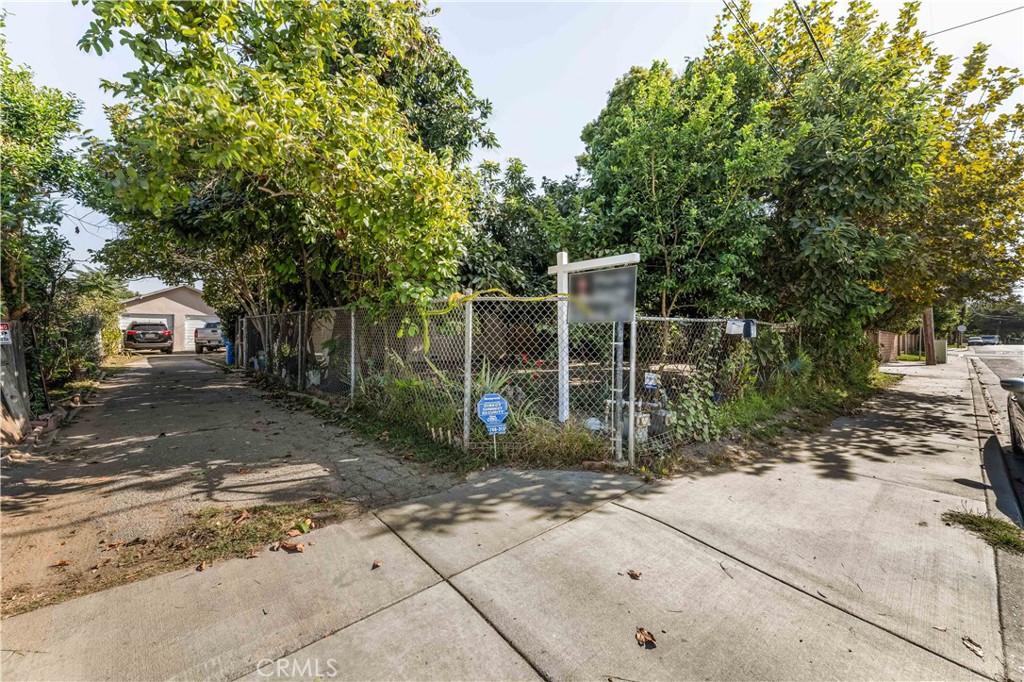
[613,320,624,462]
[349,308,356,399]
[462,290,474,451]
[555,251,570,422]
[627,315,637,467]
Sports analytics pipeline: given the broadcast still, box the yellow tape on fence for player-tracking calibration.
[413,288,574,388]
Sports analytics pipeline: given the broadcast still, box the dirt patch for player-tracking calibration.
[2,498,360,617]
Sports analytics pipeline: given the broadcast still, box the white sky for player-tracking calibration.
[5,0,1023,294]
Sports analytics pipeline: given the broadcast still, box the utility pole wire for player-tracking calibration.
[924,6,1023,38]
[722,0,791,95]
[792,0,832,76]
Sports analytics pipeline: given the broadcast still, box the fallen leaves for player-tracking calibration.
[626,569,642,581]
[237,467,252,474]
[279,542,304,554]
[50,560,71,569]
[286,529,302,537]
[233,510,252,525]
[635,627,657,649]
[961,636,984,658]
[197,560,208,572]
[371,560,382,570]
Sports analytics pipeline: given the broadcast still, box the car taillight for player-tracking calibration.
[194,329,199,339]
[126,330,137,336]
[162,330,172,336]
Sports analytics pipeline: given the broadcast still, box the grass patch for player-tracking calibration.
[942,510,1024,555]
[896,353,924,362]
[500,419,607,468]
[714,370,900,440]
[45,378,97,404]
[165,499,355,563]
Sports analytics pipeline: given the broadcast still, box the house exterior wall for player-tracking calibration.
[122,287,217,352]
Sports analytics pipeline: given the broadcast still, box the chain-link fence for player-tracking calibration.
[630,317,798,458]
[240,301,795,463]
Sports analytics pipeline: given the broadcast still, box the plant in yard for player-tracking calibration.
[669,363,722,444]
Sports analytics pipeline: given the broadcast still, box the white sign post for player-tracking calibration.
[548,251,640,462]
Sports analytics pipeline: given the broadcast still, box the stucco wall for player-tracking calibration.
[122,287,217,351]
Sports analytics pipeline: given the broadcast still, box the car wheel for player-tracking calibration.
[195,345,204,354]
[163,348,173,355]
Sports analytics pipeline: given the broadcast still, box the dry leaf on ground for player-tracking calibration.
[269,541,281,552]
[287,529,302,537]
[627,569,642,580]
[372,560,382,570]
[51,560,71,568]
[233,510,251,524]
[280,542,304,553]
[962,636,983,658]
[197,560,207,572]
[237,467,252,474]
[635,627,657,649]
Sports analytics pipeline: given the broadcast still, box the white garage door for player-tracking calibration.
[119,313,174,331]
[185,315,220,346]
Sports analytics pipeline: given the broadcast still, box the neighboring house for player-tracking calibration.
[120,285,219,352]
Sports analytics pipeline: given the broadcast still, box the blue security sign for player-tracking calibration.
[486,423,507,435]
[477,393,509,427]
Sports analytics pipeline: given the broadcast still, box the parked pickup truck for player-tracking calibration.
[194,322,224,354]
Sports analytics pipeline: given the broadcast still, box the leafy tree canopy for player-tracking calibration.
[0,23,83,319]
[579,59,790,317]
[79,0,488,313]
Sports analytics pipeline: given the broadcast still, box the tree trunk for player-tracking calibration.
[923,307,937,366]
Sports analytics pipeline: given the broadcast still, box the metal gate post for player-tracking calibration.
[613,320,624,462]
[462,291,474,451]
[349,308,356,399]
[555,252,570,422]
[628,316,637,466]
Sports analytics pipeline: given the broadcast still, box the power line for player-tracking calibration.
[925,6,1024,38]
[792,0,832,76]
[722,0,791,95]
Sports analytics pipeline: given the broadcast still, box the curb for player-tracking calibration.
[194,356,245,373]
[966,357,1023,524]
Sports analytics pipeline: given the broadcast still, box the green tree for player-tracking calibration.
[0,24,82,319]
[708,1,937,329]
[886,44,1024,314]
[79,0,477,318]
[460,159,573,295]
[578,60,790,317]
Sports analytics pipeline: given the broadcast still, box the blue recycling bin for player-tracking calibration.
[225,339,234,366]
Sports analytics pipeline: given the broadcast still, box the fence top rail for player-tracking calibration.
[637,316,730,323]
[637,316,795,328]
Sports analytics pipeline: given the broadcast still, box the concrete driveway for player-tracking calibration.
[1,355,1014,681]
[1,353,455,612]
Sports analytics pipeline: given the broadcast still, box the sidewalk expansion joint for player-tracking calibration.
[371,509,554,682]
[611,501,998,681]
[227,579,445,682]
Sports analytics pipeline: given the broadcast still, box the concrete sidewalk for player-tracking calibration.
[1,357,1011,681]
